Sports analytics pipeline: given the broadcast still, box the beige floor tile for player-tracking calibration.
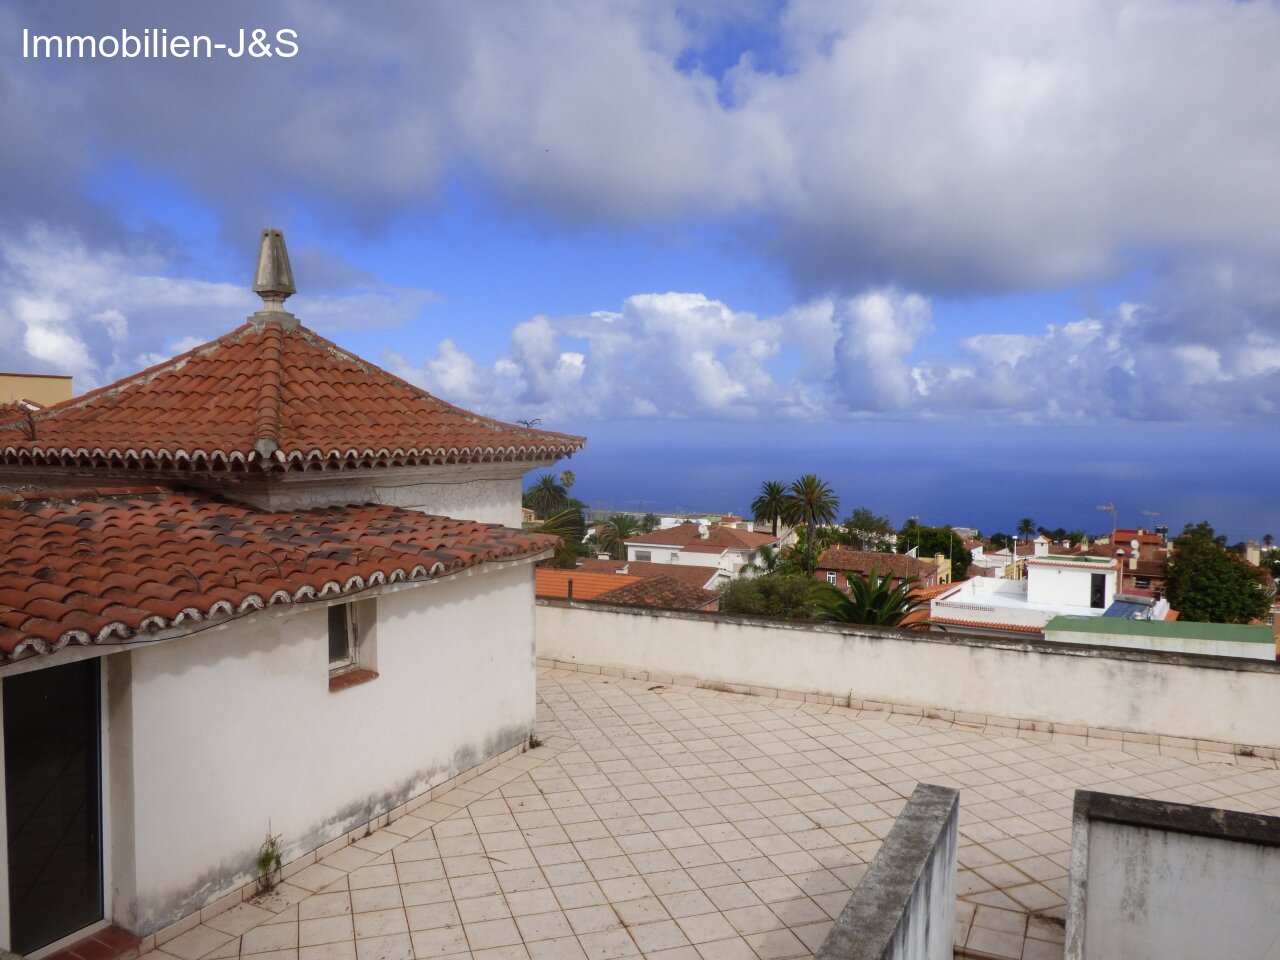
[163,925,234,960]
[298,942,356,960]
[299,915,355,947]
[242,923,300,954]
[463,917,522,951]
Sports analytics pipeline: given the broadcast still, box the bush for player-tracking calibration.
[720,574,813,620]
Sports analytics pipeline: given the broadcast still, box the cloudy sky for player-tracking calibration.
[3,1,1277,537]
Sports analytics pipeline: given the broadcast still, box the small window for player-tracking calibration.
[635,550,652,562]
[328,604,355,668]
[826,571,837,584]
[669,552,679,563]
[327,600,377,689]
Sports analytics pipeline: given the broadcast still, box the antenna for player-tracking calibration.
[1097,503,1118,540]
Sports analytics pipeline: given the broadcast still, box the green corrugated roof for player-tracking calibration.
[1045,616,1274,644]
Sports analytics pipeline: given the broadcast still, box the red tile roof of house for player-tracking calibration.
[0,319,584,473]
[929,616,1044,635]
[576,558,724,590]
[0,487,557,659]
[816,548,938,582]
[534,569,641,601]
[625,524,776,551]
[591,576,720,611]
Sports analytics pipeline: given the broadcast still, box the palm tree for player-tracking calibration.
[640,512,660,533]
[559,469,576,492]
[534,507,586,568]
[743,543,782,577]
[1264,533,1274,549]
[751,480,788,537]
[782,474,840,574]
[1017,518,1036,543]
[524,474,568,519]
[597,513,639,560]
[808,571,924,627]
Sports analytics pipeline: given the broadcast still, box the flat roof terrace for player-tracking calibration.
[140,669,1280,960]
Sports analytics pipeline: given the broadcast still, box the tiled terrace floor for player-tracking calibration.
[143,668,1280,960]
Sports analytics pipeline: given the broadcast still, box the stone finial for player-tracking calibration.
[250,228,298,328]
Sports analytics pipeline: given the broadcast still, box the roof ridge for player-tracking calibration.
[16,322,259,424]
[252,322,286,458]
[292,325,584,446]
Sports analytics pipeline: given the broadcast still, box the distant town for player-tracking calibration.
[525,470,1279,659]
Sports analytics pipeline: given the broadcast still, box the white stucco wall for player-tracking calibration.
[1078,822,1280,959]
[114,564,536,934]
[1027,562,1115,608]
[200,462,547,527]
[536,602,1280,750]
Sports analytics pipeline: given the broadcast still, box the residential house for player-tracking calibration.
[576,558,726,592]
[0,371,73,408]
[814,548,944,591]
[930,537,1170,638]
[622,523,778,579]
[0,230,584,954]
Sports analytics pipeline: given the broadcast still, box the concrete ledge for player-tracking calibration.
[537,601,1280,753]
[1065,791,1280,960]
[817,783,959,960]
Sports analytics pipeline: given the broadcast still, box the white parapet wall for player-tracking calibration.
[536,601,1280,751]
[1065,792,1280,960]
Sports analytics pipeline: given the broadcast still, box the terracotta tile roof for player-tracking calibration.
[590,576,720,611]
[534,569,641,601]
[929,616,1044,635]
[577,558,724,590]
[0,487,557,659]
[0,319,584,473]
[625,524,776,551]
[816,548,938,582]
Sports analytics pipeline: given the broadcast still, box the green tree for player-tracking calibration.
[720,574,812,619]
[1165,522,1270,624]
[1264,533,1274,549]
[782,474,840,574]
[597,513,639,560]
[897,523,972,582]
[534,507,587,568]
[808,572,925,627]
[1017,518,1037,542]
[524,474,568,519]
[558,469,576,492]
[751,480,788,537]
[640,512,660,533]
[988,532,1012,551]
[837,507,895,550]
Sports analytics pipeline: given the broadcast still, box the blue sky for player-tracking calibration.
[2,2,1278,540]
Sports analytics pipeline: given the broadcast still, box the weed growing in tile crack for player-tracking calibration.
[528,732,543,749]
[256,830,283,894]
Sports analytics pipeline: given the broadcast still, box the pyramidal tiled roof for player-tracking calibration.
[0,486,557,659]
[0,319,584,473]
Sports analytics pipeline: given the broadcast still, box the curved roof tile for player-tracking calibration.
[0,487,557,659]
[0,319,584,473]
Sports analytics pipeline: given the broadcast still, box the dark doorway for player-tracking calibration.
[1090,573,1107,609]
[5,658,103,954]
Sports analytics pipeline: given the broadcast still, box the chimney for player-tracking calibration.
[1033,536,1049,557]
[699,523,709,539]
[746,521,754,533]
[1246,541,1261,567]
[250,228,298,330]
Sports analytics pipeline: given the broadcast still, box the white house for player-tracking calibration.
[931,546,1137,638]
[622,523,778,579]
[0,230,584,955]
